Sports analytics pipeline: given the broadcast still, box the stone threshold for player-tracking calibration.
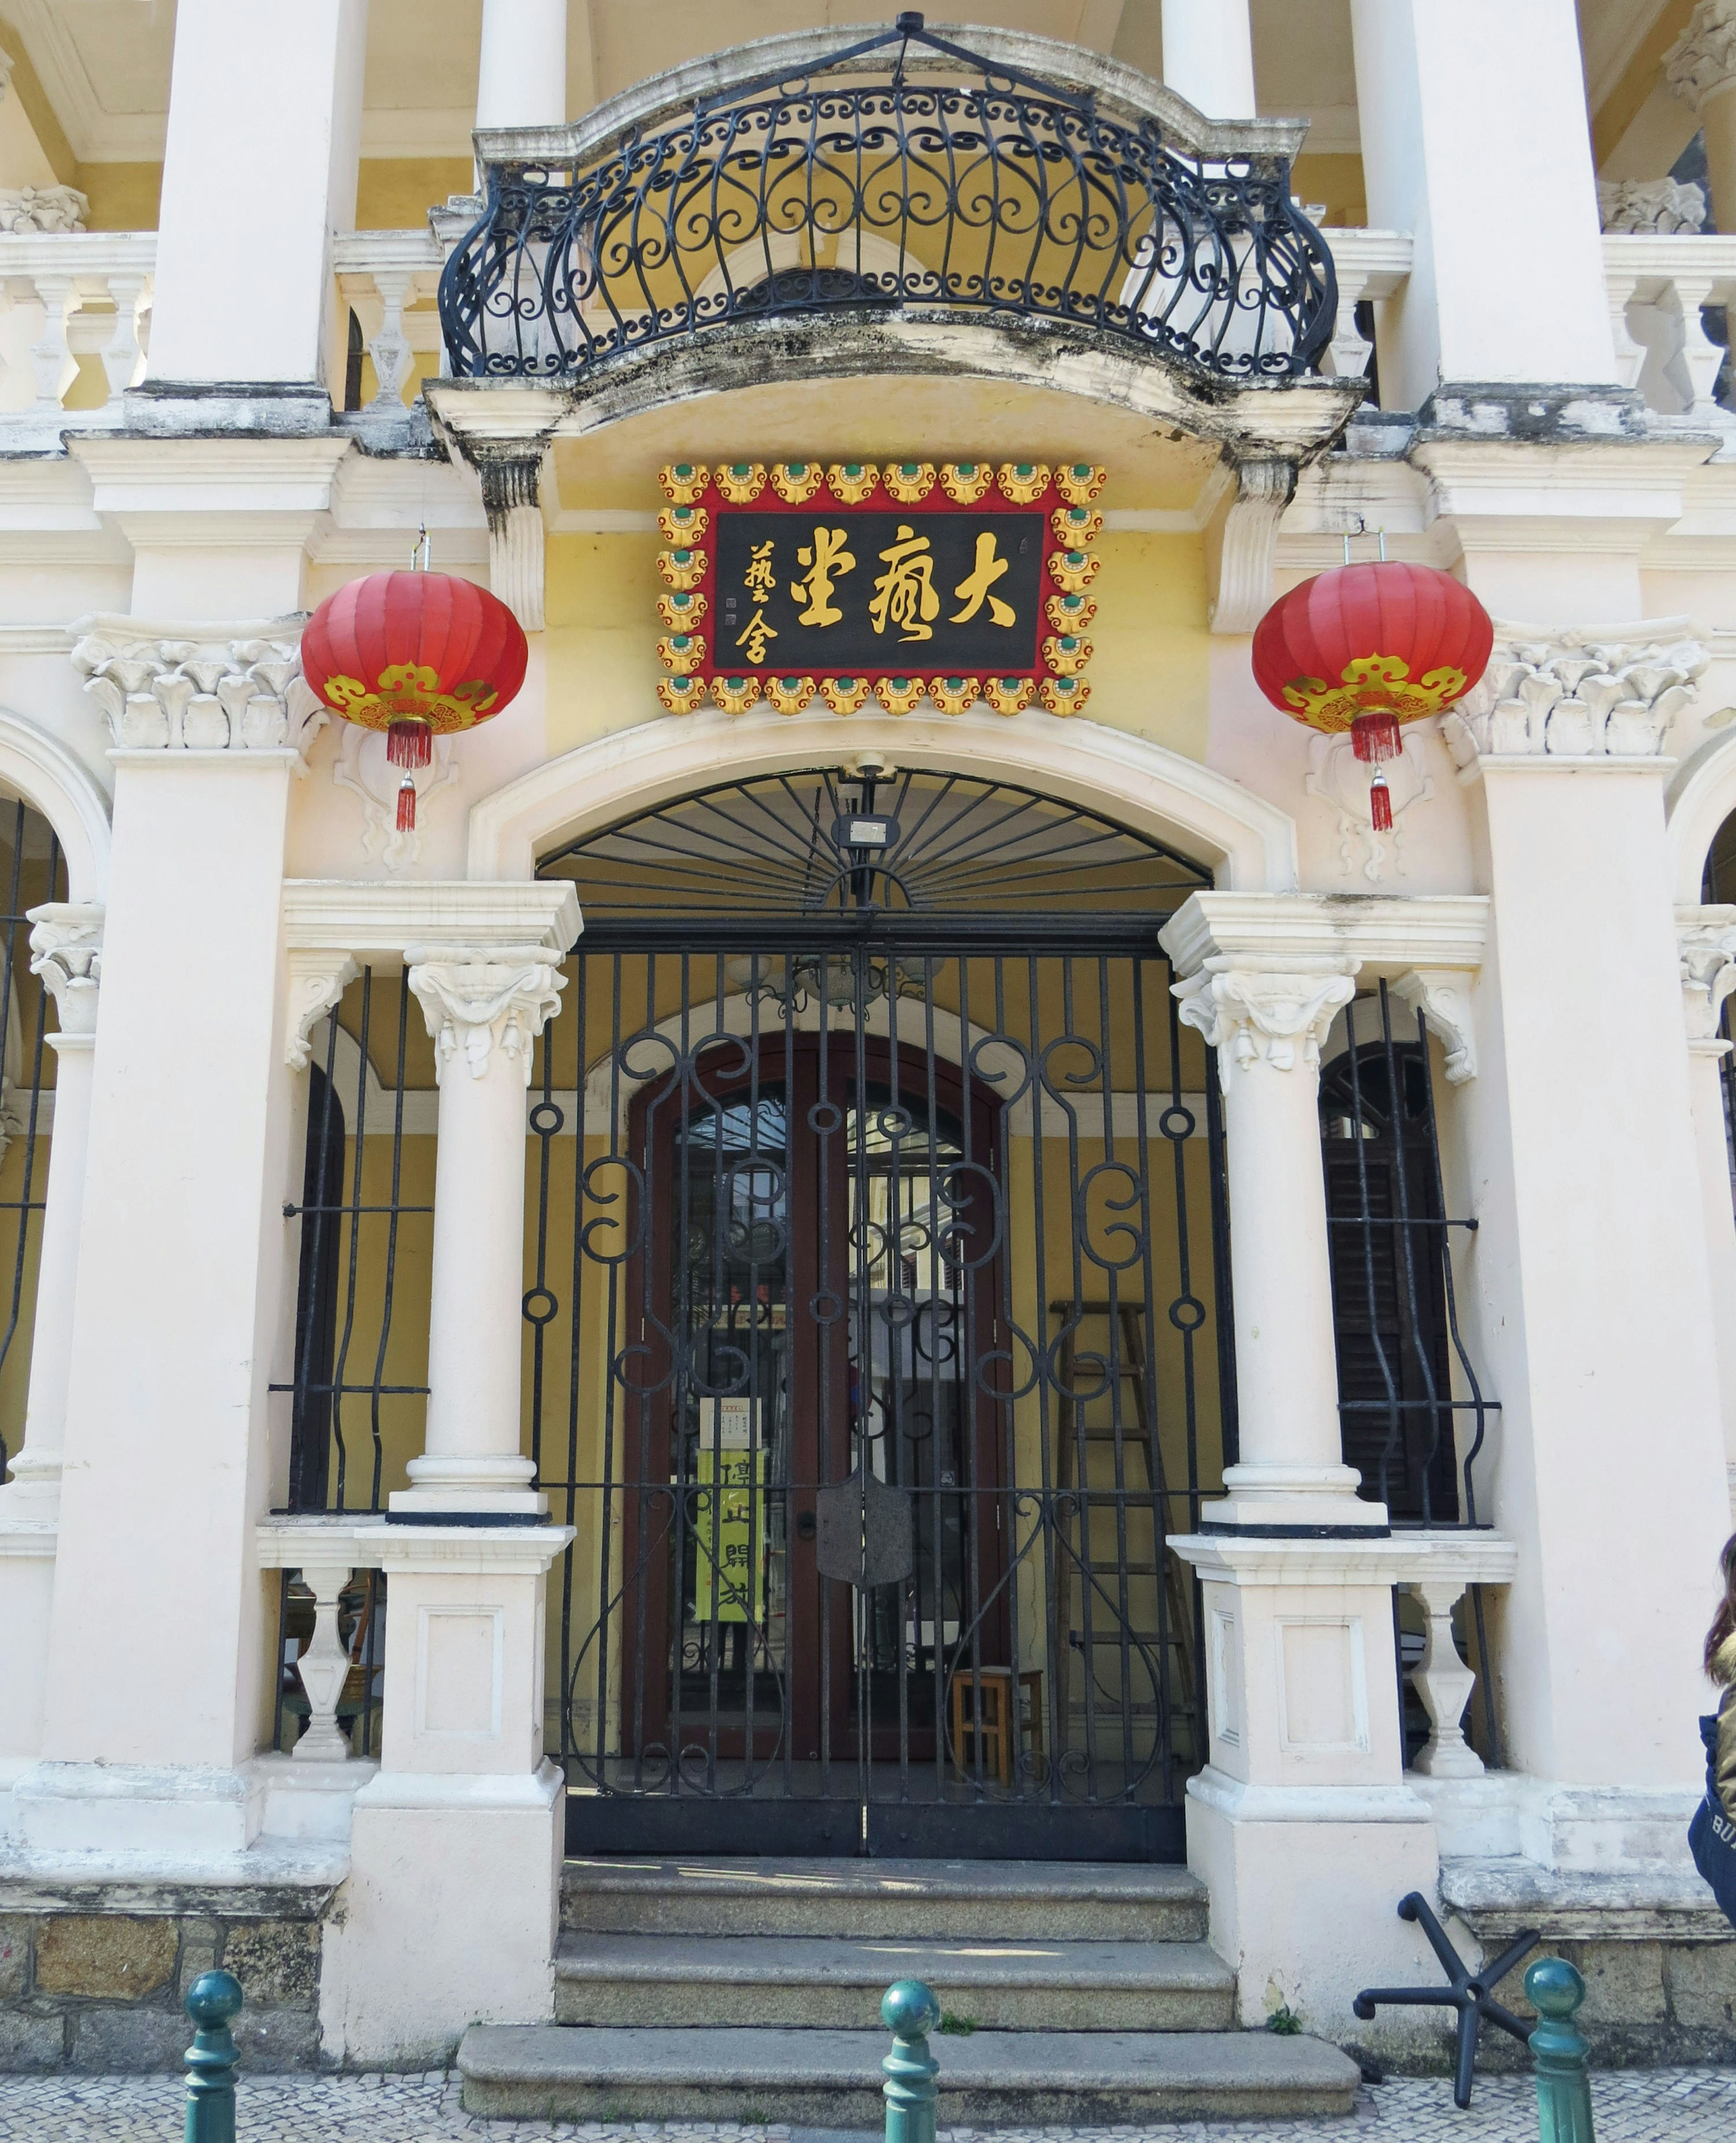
[1442,1855,1733,1943]
[0,1837,348,1918]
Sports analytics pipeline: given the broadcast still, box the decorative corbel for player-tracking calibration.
[1207,458,1297,635]
[478,451,546,634]
[1392,968,1477,1084]
[287,949,361,1072]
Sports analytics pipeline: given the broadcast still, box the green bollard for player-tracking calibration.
[183,1969,245,2143]
[881,1979,941,2143]
[1526,1957,1595,2143]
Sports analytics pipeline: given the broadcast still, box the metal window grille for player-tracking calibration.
[0,799,64,1481]
[273,965,433,1757]
[524,769,1235,1860]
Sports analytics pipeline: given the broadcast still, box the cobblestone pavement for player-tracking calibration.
[0,2067,1731,2141]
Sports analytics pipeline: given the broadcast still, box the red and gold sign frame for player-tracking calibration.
[653,461,1106,717]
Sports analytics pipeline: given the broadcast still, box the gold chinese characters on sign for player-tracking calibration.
[653,462,1104,717]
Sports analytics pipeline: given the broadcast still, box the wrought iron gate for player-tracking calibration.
[528,770,1233,1859]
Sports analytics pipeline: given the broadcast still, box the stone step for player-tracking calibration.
[560,1855,1210,1941]
[458,2024,1361,2124]
[553,1932,1236,2031]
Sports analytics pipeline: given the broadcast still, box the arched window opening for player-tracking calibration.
[0,797,65,1481]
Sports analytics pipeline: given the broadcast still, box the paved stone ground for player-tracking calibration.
[0,2067,1733,2140]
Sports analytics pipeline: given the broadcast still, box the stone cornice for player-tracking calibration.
[280,880,580,959]
[1159,892,1491,981]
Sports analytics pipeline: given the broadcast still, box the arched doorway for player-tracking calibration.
[528,765,1233,1859]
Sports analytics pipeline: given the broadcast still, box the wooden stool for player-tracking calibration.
[950,1667,1043,1786]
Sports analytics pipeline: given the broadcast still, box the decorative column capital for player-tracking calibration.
[1173,957,1357,1082]
[407,944,566,1087]
[0,185,88,234]
[1597,176,1708,233]
[286,948,361,1072]
[1442,620,1707,769]
[27,901,102,1041]
[1666,2,1736,114]
[70,613,327,761]
[1678,906,1736,1054]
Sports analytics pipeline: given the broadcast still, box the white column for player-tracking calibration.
[1444,632,1728,1845]
[1160,0,1256,119]
[477,0,567,129]
[148,0,367,388]
[1169,951,1380,1529]
[1677,907,1736,1515]
[1666,5,1736,238]
[0,904,102,1519]
[17,634,321,1850]
[1350,0,1617,411]
[391,947,565,1518]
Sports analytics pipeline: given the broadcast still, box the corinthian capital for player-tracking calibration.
[70,613,326,759]
[1666,1,1736,114]
[1173,958,1357,1084]
[1679,907,1736,1051]
[27,901,102,1039]
[1442,620,1706,766]
[407,945,566,1087]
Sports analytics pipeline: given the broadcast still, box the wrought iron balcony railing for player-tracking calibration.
[438,15,1335,388]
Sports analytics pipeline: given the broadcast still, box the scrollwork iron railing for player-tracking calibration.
[439,16,1335,385]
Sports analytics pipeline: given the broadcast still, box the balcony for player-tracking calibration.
[435,18,1337,394]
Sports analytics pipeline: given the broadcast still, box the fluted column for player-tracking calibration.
[1171,954,1380,1530]
[1160,0,1256,118]
[0,904,102,1520]
[392,946,565,1518]
[1667,3,1736,237]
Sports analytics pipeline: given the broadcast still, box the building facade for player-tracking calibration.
[0,0,1729,2084]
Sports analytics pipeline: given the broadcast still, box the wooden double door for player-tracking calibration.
[618,1026,1009,1783]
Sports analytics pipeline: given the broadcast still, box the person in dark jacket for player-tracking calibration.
[1691,1533,1736,1928]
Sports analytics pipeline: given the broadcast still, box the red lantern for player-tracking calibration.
[1252,562,1493,831]
[301,571,528,833]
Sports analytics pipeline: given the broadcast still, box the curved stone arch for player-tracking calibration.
[467,708,1298,893]
[1667,726,1736,900]
[0,710,110,902]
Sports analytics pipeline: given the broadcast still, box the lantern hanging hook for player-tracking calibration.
[412,523,431,572]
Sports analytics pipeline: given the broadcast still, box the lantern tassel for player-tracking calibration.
[1350,710,1402,764]
[396,776,417,834]
[1368,769,1394,834]
[387,719,432,771]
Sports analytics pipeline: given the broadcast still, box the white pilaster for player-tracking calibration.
[0,903,102,1520]
[1447,625,1728,1808]
[147,0,367,390]
[477,0,567,129]
[1350,0,1618,411]
[1677,904,1736,1516]
[1167,945,1376,1530]
[1160,0,1256,119]
[392,946,565,1517]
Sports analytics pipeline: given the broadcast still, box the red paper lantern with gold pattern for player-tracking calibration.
[1252,562,1493,830]
[300,570,528,832]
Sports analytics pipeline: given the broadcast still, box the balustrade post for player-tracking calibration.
[100,274,146,405]
[28,273,72,412]
[364,270,415,410]
[290,1563,355,1762]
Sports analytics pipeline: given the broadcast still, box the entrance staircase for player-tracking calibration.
[457,1857,1361,2123]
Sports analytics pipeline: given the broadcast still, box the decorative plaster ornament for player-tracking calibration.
[333,724,459,873]
[1047,592,1097,633]
[1039,675,1090,713]
[882,463,937,504]
[713,463,767,504]
[874,675,925,714]
[825,462,880,504]
[658,462,709,503]
[820,676,872,712]
[764,674,817,714]
[769,462,826,504]
[656,589,707,630]
[1054,463,1108,505]
[1051,506,1103,547]
[929,676,979,714]
[1043,634,1092,676]
[656,633,707,671]
[983,676,1035,714]
[1253,561,1492,832]
[657,505,709,542]
[1305,729,1434,883]
[657,548,707,589]
[710,674,761,713]
[939,463,995,503]
[656,674,708,713]
[299,569,528,835]
[1047,549,1100,592]
[996,463,1051,504]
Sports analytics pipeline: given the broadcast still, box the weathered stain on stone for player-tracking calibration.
[0,1916,30,2001]
[34,1916,178,2002]
[222,1919,319,2010]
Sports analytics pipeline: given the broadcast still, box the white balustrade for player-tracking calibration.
[0,231,156,432]
[1399,1532,1517,1777]
[1319,228,1413,391]
[332,230,446,412]
[1604,232,1736,421]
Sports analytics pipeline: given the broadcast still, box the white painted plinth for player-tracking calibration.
[325,1760,563,2065]
[0,1528,56,1764]
[11,1760,266,1855]
[250,1751,380,1843]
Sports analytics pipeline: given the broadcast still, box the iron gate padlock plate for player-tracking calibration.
[814,1467,914,1587]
